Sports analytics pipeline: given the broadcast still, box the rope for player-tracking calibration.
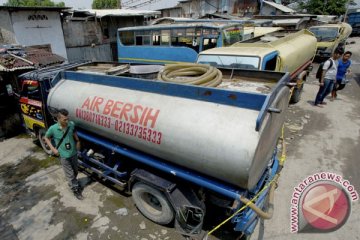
[206,176,279,237]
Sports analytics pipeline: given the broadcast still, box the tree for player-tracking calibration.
[92,0,119,9]
[4,0,65,7]
[299,0,349,16]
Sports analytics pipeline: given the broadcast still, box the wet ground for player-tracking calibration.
[0,136,182,240]
[1,38,360,240]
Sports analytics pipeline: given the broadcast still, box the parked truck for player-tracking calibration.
[348,10,360,36]
[18,62,291,238]
[309,22,352,58]
[196,29,317,103]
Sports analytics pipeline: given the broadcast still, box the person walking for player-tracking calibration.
[331,51,352,100]
[314,48,344,107]
[44,109,84,200]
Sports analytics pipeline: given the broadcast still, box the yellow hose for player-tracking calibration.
[158,63,223,87]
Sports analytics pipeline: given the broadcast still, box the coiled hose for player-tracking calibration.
[157,63,222,87]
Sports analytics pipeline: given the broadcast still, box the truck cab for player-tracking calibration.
[18,62,123,154]
[309,22,352,58]
[348,11,360,36]
[19,74,55,153]
[197,29,317,103]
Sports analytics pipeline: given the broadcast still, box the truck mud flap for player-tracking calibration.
[169,186,206,236]
[129,169,206,236]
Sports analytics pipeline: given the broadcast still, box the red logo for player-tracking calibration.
[301,182,351,232]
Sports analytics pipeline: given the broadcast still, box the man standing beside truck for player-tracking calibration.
[331,51,352,100]
[314,48,344,107]
[44,109,84,200]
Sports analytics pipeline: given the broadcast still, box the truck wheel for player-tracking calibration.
[132,182,174,225]
[290,84,303,104]
[38,128,53,155]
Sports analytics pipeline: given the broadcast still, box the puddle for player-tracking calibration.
[0,155,59,186]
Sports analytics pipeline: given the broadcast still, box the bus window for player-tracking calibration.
[135,31,151,45]
[202,38,217,51]
[202,28,211,35]
[161,30,170,45]
[171,29,194,48]
[135,31,142,45]
[119,31,134,45]
[153,30,161,45]
[186,28,195,36]
[172,28,186,37]
[171,36,192,47]
[195,28,202,36]
[143,36,151,45]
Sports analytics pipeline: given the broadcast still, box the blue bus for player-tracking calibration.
[117,23,245,64]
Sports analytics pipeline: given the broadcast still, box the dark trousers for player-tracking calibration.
[60,154,79,190]
[315,79,335,105]
[335,82,346,91]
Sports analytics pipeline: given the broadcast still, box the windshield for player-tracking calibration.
[309,27,338,41]
[197,55,260,69]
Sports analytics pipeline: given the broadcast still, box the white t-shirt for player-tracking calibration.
[323,59,338,81]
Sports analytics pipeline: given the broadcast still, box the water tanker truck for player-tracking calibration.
[197,29,317,103]
[18,62,291,238]
[309,22,352,58]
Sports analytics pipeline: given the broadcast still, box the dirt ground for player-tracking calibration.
[0,37,359,240]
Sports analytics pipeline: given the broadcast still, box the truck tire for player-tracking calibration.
[38,128,53,155]
[132,182,174,225]
[290,79,305,104]
[290,86,302,103]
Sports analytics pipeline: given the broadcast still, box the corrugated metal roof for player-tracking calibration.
[26,48,65,67]
[0,47,65,72]
[263,1,296,13]
[122,0,181,11]
[72,9,160,18]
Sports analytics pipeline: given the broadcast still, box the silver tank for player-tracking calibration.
[48,78,289,190]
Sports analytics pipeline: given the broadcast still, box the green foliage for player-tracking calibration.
[4,0,65,7]
[299,0,348,16]
[92,0,119,9]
